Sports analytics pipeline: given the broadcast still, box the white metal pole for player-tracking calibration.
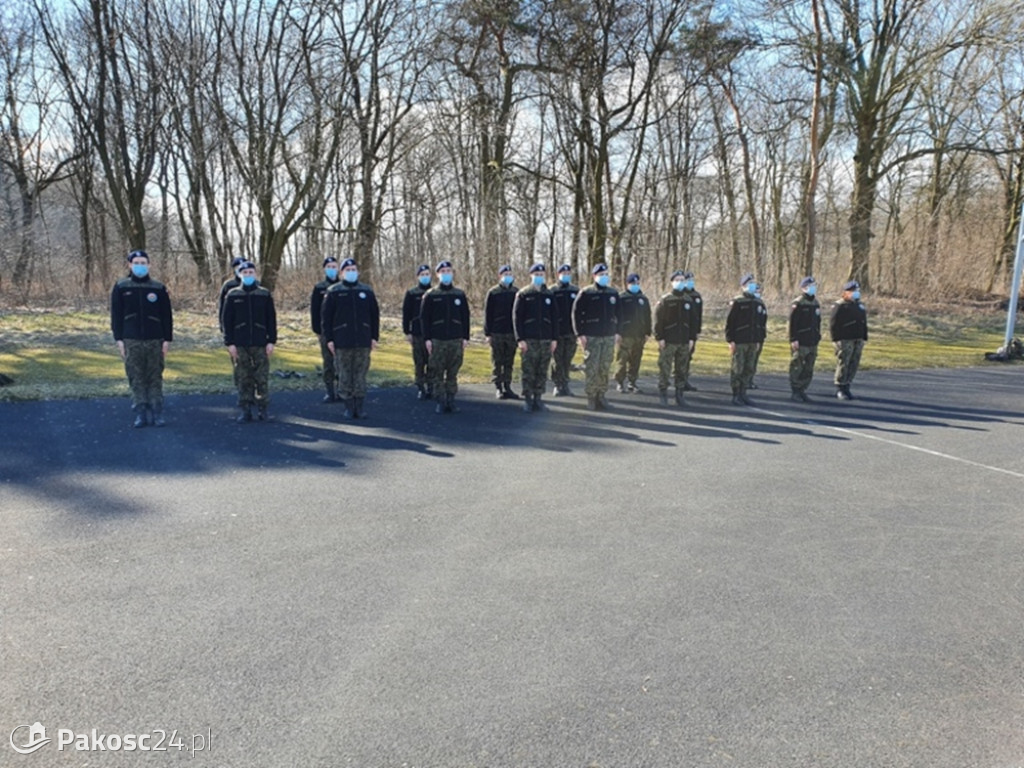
[1003,199,1024,353]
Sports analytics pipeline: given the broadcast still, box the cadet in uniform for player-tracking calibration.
[310,256,341,402]
[321,258,380,419]
[110,249,174,428]
[402,264,433,400]
[653,270,694,407]
[680,270,702,391]
[788,276,821,402]
[421,261,471,414]
[218,256,245,389]
[513,263,559,412]
[572,262,619,411]
[484,264,520,399]
[724,273,767,406]
[614,272,652,393]
[549,264,578,396]
[830,279,868,400]
[222,261,277,422]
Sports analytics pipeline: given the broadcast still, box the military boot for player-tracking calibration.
[151,405,166,427]
[237,405,253,423]
[836,387,851,401]
[343,399,355,419]
[659,390,669,406]
[522,395,534,413]
[503,383,520,400]
[323,385,338,403]
[731,392,744,406]
[435,397,447,414]
[257,404,272,421]
[447,393,460,413]
[597,393,612,410]
[416,384,428,400]
[615,379,626,393]
[132,405,147,428]
[586,395,598,411]
[353,397,367,418]
[674,388,685,406]
[533,394,546,412]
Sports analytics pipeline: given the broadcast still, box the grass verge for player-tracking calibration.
[0,305,1010,402]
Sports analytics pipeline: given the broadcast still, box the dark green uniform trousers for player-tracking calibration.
[730,343,760,395]
[334,347,371,400]
[520,341,553,398]
[583,336,615,397]
[789,345,817,394]
[235,346,270,408]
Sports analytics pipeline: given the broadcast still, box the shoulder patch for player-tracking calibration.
[455,298,462,306]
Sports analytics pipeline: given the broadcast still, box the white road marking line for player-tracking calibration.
[751,406,1024,480]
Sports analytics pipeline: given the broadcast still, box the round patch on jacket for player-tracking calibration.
[638,299,645,305]
[359,292,366,299]
[695,297,702,304]
[570,293,577,300]
[684,303,691,310]
[757,306,765,314]
[146,293,158,303]
[815,308,821,316]
[859,303,866,310]
[609,296,617,304]
[545,298,551,305]
[455,299,462,306]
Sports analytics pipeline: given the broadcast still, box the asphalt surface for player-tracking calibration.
[1,367,1023,768]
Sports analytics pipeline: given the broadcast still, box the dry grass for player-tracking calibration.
[0,300,1013,402]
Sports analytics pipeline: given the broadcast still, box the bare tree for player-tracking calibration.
[0,7,80,291]
[209,0,347,291]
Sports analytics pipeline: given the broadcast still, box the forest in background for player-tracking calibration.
[2,0,1023,305]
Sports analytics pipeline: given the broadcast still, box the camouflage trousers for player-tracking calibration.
[490,333,517,388]
[789,344,818,393]
[123,338,164,409]
[429,339,464,396]
[582,335,615,397]
[833,339,865,388]
[234,346,270,408]
[730,343,761,394]
[319,335,338,393]
[680,341,695,387]
[550,335,577,388]
[615,336,645,385]
[519,340,553,398]
[410,335,429,387]
[657,342,691,392]
[334,347,371,400]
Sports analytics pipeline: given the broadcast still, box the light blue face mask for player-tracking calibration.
[501,275,514,287]
[130,264,149,278]
[532,275,545,286]
[805,285,817,297]
[439,272,453,285]
[744,282,759,295]
[344,270,359,283]
[559,274,571,284]
[596,275,610,287]
[851,290,861,300]
[672,281,685,292]
[241,275,256,287]
[418,275,431,287]
[325,268,338,280]
[628,283,640,294]
[685,280,695,291]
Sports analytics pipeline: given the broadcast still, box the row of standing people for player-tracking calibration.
[109,250,868,427]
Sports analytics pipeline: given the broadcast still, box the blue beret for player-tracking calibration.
[626,273,640,284]
[436,260,453,272]
[800,276,816,289]
[843,280,859,291]
[127,250,149,262]
[499,264,512,275]
[416,264,431,275]
[557,264,572,274]
[323,256,339,267]
[239,261,257,271]
[340,258,357,270]
[591,263,609,275]
[740,273,756,287]
[671,270,685,279]
[682,270,695,280]
[529,263,546,274]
